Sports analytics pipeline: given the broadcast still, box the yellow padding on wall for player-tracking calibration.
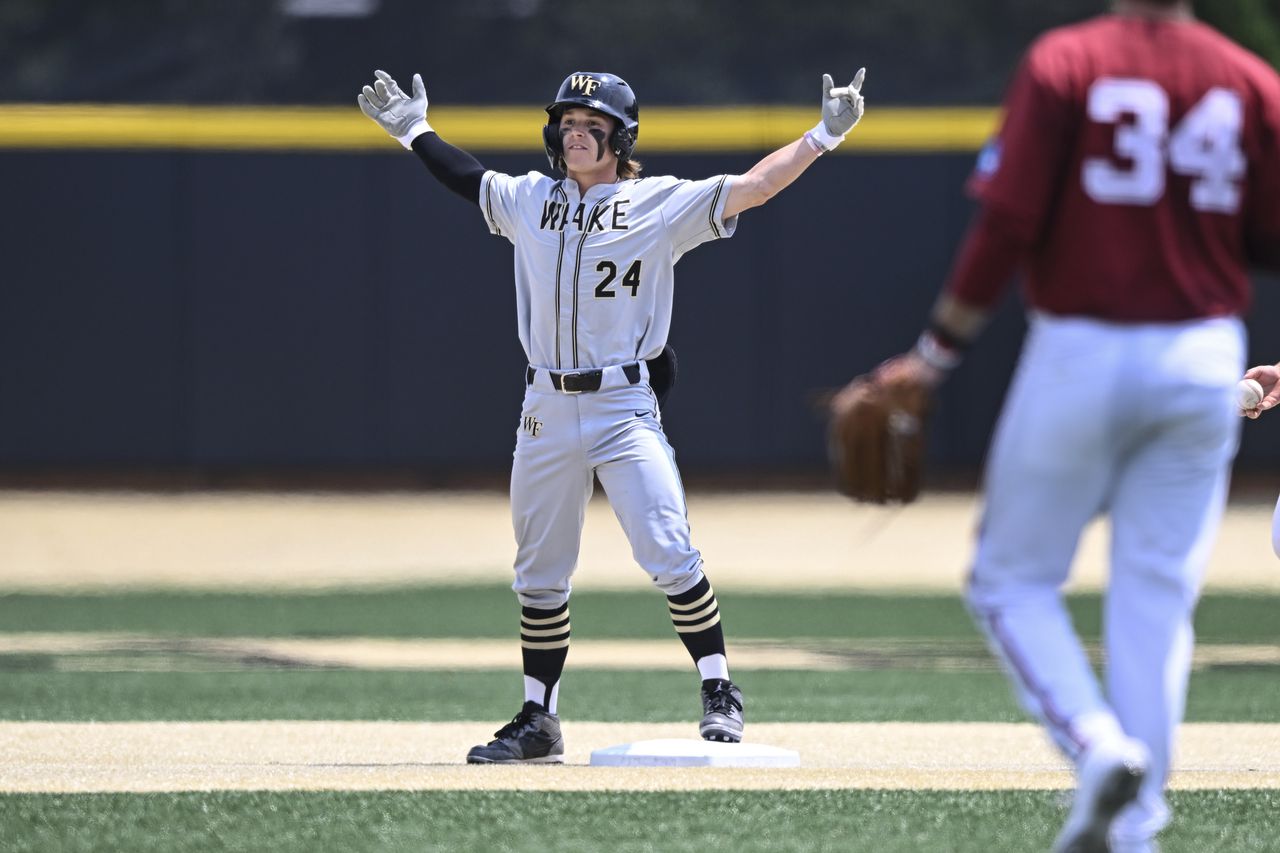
[0,104,998,152]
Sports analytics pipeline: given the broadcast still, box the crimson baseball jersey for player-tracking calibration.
[951,14,1280,321]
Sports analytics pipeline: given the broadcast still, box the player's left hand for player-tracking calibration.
[827,348,932,505]
[1242,363,1280,419]
[358,69,430,143]
[821,68,866,137]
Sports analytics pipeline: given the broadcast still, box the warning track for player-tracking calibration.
[2,491,1277,592]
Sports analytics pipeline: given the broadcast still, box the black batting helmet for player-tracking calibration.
[542,71,639,172]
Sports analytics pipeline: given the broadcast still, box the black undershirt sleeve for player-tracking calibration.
[410,131,485,205]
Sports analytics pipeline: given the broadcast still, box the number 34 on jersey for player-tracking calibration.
[1084,78,1245,214]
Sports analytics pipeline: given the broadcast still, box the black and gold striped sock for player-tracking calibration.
[520,603,569,713]
[667,576,726,663]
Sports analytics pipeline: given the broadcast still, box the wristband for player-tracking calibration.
[915,330,963,372]
[802,131,825,153]
[397,119,432,149]
[805,121,845,152]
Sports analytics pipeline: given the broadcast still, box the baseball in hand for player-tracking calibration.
[1237,378,1264,410]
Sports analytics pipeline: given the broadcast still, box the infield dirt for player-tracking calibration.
[1,721,1276,793]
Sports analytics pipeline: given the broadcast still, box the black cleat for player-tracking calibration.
[466,701,565,764]
[699,679,745,743]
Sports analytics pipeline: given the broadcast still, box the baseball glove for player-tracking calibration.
[826,368,931,504]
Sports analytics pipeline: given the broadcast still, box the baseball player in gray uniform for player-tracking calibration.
[359,67,865,763]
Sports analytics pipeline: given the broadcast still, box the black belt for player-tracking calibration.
[526,363,642,393]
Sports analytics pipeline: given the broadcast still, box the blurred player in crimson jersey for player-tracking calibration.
[1237,359,1280,557]
[870,1,1280,850]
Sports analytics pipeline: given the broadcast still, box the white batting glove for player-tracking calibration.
[806,68,866,152]
[358,69,431,149]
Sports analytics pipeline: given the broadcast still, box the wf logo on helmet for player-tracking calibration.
[570,75,600,95]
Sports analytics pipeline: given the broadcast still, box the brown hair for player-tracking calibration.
[618,157,642,180]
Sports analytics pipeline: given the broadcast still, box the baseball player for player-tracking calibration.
[1237,363,1280,557]
[868,1,1280,850]
[359,67,865,763]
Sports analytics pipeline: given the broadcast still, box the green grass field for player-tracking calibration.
[3,790,1279,853]
[2,587,1277,852]
[1,586,1276,641]
[3,668,1279,723]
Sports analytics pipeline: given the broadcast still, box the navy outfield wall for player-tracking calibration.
[2,148,1278,475]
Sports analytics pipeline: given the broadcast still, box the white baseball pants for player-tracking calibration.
[966,312,1244,843]
[1270,495,1280,557]
[509,365,705,609]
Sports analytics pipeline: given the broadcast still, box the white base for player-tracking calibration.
[589,738,800,768]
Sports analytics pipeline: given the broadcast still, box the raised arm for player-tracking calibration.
[359,69,485,204]
[723,69,865,219]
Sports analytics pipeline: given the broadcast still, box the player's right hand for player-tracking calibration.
[358,70,430,143]
[875,350,946,391]
[1242,364,1280,418]
[821,68,866,137]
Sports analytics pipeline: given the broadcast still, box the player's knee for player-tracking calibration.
[964,562,1010,606]
[646,557,704,596]
[513,583,570,610]
[965,564,1062,611]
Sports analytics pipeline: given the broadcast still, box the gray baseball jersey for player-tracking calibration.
[479,171,739,369]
